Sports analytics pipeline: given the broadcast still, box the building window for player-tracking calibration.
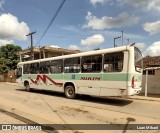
[50,60,63,73]
[30,63,39,74]
[64,58,80,73]
[143,70,155,75]
[23,64,30,74]
[39,61,50,74]
[82,55,102,73]
[104,52,123,72]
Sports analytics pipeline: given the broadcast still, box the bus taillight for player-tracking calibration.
[131,76,134,89]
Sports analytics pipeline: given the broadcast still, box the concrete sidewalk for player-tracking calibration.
[127,94,160,102]
[2,82,160,102]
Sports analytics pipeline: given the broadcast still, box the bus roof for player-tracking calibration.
[18,45,134,65]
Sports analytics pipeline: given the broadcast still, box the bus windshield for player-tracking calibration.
[134,47,143,73]
[16,65,22,79]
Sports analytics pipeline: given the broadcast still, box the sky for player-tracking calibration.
[0,0,160,56]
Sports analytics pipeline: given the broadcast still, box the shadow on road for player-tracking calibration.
[122,117,136,133]
[76,95,133,106]
[16,88,133,107]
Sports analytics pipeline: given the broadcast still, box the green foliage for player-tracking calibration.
[0,44,22,72]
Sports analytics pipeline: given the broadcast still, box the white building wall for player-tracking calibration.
[142,69,160,94]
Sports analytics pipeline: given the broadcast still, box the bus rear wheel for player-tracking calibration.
[64,85,76,99]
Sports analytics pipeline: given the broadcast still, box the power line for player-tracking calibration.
[35,0,66,47]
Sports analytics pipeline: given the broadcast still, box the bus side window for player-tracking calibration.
[50,60,63,73]
[64,58,80,73]
[82,55,102,73]
[30,63,39,74]
[104,52,123,72]
[39,61,50,74]
[23,64,30,74]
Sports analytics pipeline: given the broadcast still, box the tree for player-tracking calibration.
[0,44,22,72]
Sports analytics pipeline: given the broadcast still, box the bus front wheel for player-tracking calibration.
[24,82,31,92]
[64,85,76,99]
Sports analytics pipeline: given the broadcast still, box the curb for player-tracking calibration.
[125,96,160,102]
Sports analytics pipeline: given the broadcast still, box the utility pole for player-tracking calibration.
[114,36,121,48]
[127,39,130,45]
[145,69,148,97]
[121,31,123,46]
[26,31,36,60]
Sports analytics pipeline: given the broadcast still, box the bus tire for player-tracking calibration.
[24,82,31,92]
[64,85,76,99]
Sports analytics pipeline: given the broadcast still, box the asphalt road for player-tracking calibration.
[0,83,159,133]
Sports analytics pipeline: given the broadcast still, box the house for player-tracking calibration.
[0,46,80,82]
[142,56,160,94]
[16,46,80,62]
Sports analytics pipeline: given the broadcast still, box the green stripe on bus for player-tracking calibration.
[22,73,141,82]
[102,73,128,81]
[63,73,102,80]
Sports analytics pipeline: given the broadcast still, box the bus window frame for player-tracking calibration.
[64,57,80,73]
[134,47,143,73]
[30,62,39,74]
[50,59,63,74]
[23,64,31,74]
[16,66,22,78]
[39,61,50,74]
[81,54,102,73]
[103,52,124,73]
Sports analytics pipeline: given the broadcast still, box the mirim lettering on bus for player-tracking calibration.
[80,77,101,80]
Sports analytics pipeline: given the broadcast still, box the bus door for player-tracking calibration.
[77,55,102,96]
[100,52,126,96]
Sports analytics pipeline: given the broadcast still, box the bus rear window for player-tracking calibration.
[134,47,143,73]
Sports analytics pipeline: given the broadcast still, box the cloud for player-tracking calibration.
[143,21,160,35]
[83,12,139,30]
[0,39,14,46]
[135,42,146,50]
[81,34,104,46]
[0,0,4,10]
[90,0,109,6]
[0,13,30,41]
[61,25,79,33]
[68,44,79,50]
[50,45,61,48]
[144,41,160,56]
[119,0,160,12]
[119,0,148,7]
[146,0,160,12]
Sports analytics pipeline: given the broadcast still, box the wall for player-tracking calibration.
[142,69,160,94]
[0,70,16,83]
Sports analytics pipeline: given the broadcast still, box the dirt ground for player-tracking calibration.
[0,83,159,133]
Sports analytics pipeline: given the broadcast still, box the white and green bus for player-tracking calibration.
[16,45,143,99]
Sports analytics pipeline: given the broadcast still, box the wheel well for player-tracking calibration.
[64,82,75,90]
[24,80,29,86]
